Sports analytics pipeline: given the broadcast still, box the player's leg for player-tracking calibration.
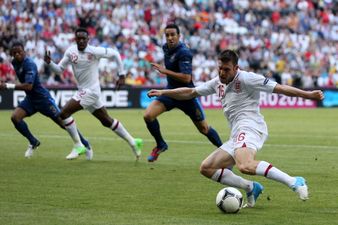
[52,116,90,149]
[52,116,93,160]
[193,120,222,147]
[233,128,308,200]
[229,147,262,207]
[11,108,39,146]
[11,99,40,158]
[59,98,86,159]
[40,97,91,151]
[215,131,265,207]
[77,129,93,160]
[92,107,143,160]
[200,147,262,208]
[181,98,222,147]
[143,99,169,162]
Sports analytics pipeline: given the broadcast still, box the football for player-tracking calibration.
[216,187,243,213]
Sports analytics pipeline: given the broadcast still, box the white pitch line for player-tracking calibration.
[0,133,336,150]
[0,130,336,139]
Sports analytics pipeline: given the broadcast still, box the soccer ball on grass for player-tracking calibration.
[216,187,243,213]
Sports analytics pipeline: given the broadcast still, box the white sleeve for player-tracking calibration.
[94,47,126,75]
[48,49,70,74]
[244,72,277,93]
[49,61,63,74]
[195,78,218,96]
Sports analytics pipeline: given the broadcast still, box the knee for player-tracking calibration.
[101,117,113,128]
[198,125,209,135]
[199,161,213,178]
[11,114,21,124]
[143,111,155,122]
[59,111,69,120]
[236,161,255,175]
[56,119,65,129]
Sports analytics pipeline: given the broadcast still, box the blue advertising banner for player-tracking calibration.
[322,90,338,107]
[0,86,328,109]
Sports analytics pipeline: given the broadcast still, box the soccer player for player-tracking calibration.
[44,27,143,160]
[147,49,324,205]
[0,41,92,159]
[144,24,222,162]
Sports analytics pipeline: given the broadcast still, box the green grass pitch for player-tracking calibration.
[0,108,337,225]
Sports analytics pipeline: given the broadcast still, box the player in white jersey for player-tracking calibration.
[147,49,324,207]
[44,27,143,160]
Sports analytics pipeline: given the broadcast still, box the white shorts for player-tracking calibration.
[220,127,267,158]
[72,89,104,113]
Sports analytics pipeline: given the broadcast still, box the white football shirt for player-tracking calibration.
[195,69,277,135]
[54,44,125,92]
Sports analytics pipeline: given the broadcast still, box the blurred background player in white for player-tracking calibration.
[0,41,92,159]
[44,27,143,160]
[148,49,324,207]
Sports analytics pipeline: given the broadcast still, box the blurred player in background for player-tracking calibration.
[144,24,222,162]
[148,49,324,206]
[44,27,143,160]
[0,41,92,159]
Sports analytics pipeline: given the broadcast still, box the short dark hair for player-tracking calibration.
[75,27,89,36]
[11,40,25,50]
[165,24,180,35]
[218,49,239,66]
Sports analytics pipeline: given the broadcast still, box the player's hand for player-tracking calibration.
[115,75,125,90]
[309,90,324,100]
[151,63,167,74]
[147,89,162,98]
[44,50,51,64]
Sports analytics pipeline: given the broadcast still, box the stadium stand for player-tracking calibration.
[0,0,337,88]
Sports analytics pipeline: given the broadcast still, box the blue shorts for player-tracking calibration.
[18,96,60,120]
[156,96,205,121]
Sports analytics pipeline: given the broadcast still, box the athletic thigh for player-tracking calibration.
[35,97,61,120]
[234,147,257,168]
[177,98,205,121]
[60,98,83,118]
[155,95,176,111]
[221,127,267,158]
[12,106,29,121]
[17,97,37,117]
[144,99,167,120]
[201,148,236,169]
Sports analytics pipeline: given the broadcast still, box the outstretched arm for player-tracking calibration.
[0,82,33,91]
[44,50,66,74]
[95,47,126,76]
[273,84,324,100]
[0,60,38,91]
[147,87,199,100]
[151,63,192,84]
[110,49,126,77]
[96,47,126,89]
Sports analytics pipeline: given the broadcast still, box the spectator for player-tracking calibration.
[0,0,336,88]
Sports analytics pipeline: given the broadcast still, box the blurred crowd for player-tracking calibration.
[0,0,337,89]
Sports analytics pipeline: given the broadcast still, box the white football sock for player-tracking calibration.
[111,119,135,146]
[212,168,253,193]
[256,161,296,187]
[63,117,83,147]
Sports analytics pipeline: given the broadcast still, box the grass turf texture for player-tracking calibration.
[0,108,337,225]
